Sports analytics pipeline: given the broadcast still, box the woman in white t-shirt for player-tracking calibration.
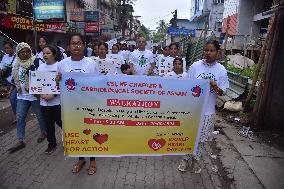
[57,33,99,175]
[92,42,117,75]
[178,40,229,172]
[8,42,47,153]
[165,58,188,78]
[36,36,48,60]
[38,45,63,155]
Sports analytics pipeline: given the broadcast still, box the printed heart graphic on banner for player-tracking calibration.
[83,129,91,135]
[93,133,108,145]
[148,138,166,151]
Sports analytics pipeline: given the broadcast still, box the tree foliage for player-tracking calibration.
[152,20,168,43]
[137,24,150,40]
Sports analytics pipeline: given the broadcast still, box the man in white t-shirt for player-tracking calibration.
[128,37,155,76]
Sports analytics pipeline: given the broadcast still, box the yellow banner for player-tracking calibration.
[61,73,209,157]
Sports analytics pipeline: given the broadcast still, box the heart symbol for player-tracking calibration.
[148,138,166,151]
[83,129,91,135]
[93,133,108,145]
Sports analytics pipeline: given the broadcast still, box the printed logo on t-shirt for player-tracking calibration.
[69,69,86,73]
[197,73,216,93]
[138,55,147,67]
[19,69,26,83]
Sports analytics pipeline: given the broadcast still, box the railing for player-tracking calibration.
[0,30,18,59]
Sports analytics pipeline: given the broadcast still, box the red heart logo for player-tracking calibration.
[83,129,91,135]
[93,133,108,145]
[148,138,166,151]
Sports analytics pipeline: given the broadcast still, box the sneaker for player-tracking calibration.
[45,146,56,154]
[8,141,25,154]
[37,133,47,143]
[178,159,190,172]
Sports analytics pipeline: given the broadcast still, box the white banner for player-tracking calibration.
[29,71,60,94]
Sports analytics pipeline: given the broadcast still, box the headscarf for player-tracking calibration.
[12,42,35,93]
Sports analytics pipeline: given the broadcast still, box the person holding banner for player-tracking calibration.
[56,33,99,175]
[8,42,47,153]
[128,36,155,76]
[38,45,63,154]
[93,42,117,75]
[178,40,229,172]
[165,58,188,78]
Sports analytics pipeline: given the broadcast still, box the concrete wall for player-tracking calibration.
[208,2,224,37]
[234,0,255,47]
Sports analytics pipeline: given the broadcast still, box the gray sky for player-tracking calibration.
[133,0,191,30]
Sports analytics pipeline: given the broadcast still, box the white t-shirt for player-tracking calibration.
[58,57,98,74]
[157,56,174,76]
[129,49,154,75]
[0,54,16,83]
[17,66,37,101]
[92,56,117,75]
[87,47,93,57]
[188,59,229,115]
[165,71,188,79]
[37,62,61,106]
[107,54,125,74]
[119,50,130,63]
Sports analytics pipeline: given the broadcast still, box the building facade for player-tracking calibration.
[222,0,282,50]
[189,0,224,37]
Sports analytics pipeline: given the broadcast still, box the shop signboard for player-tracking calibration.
[84,11,99,22]
[33,0,66,22]
[85,22,100,33]
[70,8,84,22]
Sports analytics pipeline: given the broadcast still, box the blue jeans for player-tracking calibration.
[16,99,46,141]
[9,88,17,115]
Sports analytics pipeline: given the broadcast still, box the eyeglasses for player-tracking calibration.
[70,42,84,47]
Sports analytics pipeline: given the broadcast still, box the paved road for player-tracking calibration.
[0,119,226,189]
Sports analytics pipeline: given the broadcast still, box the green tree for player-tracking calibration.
[152,20,168,43]
[137,24,150,40]
[118,0,136,39]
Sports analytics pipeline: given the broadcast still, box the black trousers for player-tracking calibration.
[41,105,62,148]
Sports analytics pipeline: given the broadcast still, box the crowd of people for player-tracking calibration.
[0,33,229,175]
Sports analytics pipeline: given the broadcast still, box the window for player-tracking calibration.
[213,0,224,4]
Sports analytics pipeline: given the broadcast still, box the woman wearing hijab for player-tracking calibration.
[8,42,47,153]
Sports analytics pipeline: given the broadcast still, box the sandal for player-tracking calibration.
[88,161,97,175]
[72,160,86,173]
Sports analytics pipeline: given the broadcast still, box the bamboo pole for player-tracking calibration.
[243,14,276,111]
[255,12,280,128]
